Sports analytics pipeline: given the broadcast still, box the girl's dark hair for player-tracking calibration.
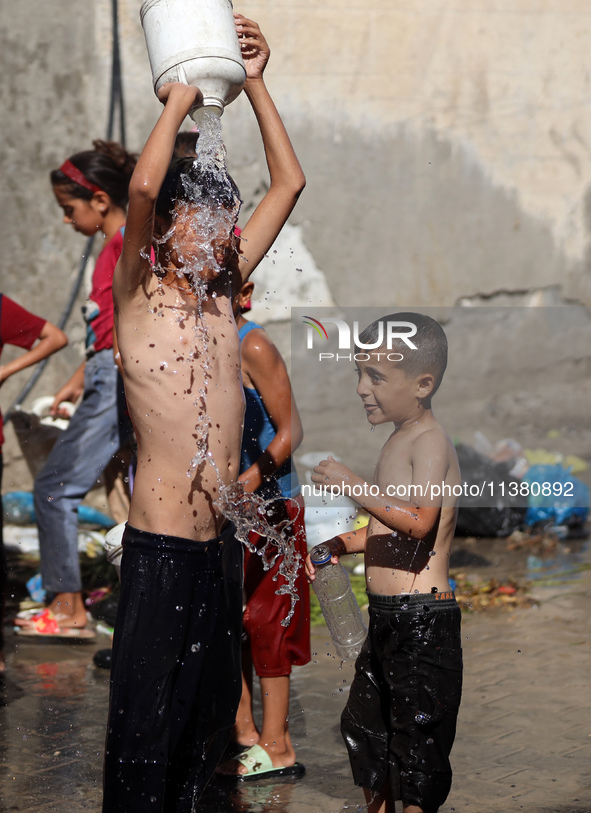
[155,156,241,222]
[50,140,138,209]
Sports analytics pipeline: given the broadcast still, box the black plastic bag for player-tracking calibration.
[455,444,527,537]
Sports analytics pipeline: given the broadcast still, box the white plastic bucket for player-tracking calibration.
[140,0,246,114]
[8,397,76,479]
[104,522,126,580]
[298,452,357,550]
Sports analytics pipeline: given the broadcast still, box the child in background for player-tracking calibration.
[306,313,462,813]
[104,15,305,812]
[0,295,67,668]
[15,140,136,638]
[216,281,310,779]
[173,129,199,158]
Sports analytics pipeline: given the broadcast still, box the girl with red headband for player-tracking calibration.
[15,141,136,639]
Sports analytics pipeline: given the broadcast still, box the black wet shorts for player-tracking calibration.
[341,592,462,813]
[103,523,243,813]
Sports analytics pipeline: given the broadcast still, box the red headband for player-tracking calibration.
[59,160,102,194]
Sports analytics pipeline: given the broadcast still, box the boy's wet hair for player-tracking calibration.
[358,312,448,394]
[155,156,241,223]
[50,140,137,209]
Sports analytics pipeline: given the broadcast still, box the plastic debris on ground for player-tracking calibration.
[450,572,536,611]
[523,463,589,529]
[2,491,114,528]
[505,529,563,553]
[26,573,46,603]
[3,524,110,556]
[524,448,588,474]
[455,443,528,537]
[472,431,529,478]
[456,432,590,538]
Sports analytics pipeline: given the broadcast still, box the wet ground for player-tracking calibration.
[1,534,590,812]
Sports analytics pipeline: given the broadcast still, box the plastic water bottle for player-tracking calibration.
[310,544,367,661]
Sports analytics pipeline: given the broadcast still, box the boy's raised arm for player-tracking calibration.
[115,83,202,298]
[236,15,306,281]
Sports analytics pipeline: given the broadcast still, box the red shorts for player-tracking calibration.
[242,494,311,677]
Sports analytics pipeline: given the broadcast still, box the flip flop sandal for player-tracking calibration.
[222,741,249,760]
[13,608,96,642]
[12,606,45,623]
[218,744,306,782]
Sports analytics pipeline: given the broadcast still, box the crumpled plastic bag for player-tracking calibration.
[523,463,589,528]
[455,444,528,538]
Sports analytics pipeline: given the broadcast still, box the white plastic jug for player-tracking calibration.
[140,0,246,115]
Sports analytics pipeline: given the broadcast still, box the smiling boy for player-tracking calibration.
[307,312,463,813]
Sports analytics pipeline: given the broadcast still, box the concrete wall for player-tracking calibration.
[1,0,590,488]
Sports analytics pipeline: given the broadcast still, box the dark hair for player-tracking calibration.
[173,131,199,159]
[155,156,241,222]
[50,140,137,209]
[357,312,448,394]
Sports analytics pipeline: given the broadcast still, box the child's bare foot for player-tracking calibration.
[14,592,87,629]
[47,593,88,628]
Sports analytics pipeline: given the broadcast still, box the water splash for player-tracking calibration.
[144,109,241,296]
[145,110,301,626]
[216,482,302,626]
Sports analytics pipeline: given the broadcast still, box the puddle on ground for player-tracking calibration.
[451,532,590,586]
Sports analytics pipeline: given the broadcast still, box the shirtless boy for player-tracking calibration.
[103,16,304,813]
[306,312,463,813]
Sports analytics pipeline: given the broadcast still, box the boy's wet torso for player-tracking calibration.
[365,417,461,597]
[116,270,244,542]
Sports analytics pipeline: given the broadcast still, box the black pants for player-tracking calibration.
[103,523,243,813]
[341,592,463,813]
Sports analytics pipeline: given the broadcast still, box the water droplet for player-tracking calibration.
[175,605,183,611]
[191,643,201,653]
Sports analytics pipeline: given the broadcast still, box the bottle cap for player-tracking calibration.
[310,544,332,566]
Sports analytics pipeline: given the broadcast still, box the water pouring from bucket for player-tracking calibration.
[140,0,246,117]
